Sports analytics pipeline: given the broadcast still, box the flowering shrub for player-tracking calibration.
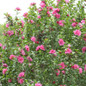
[0,0,86,86]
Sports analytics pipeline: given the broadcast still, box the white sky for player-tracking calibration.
[0,0,85,24]
[0,0,41,24]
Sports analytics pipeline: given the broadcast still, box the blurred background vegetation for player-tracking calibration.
[0,24,4,43]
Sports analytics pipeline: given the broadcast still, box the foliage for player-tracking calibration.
[0,0,86,86]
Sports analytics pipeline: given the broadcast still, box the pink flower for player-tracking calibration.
[38,9,43,13]
[84,64,86,71]
[82,47,86,53]
[17,56,24,64]
[55,13,60,19]
[57,0,61,2]
[8,79,12,83]
[52,8,60,14]
[21,36,24,40]
[9,55,16,60]
[35,83,42,86]
[18,72,25,77]
[2,68,7,74]
[58,39,65,46]
[31,36,36,42]
[57,20,64,27]
[49,49,56,54]
[72,18,76,21]
[73,30,81,36]
[21,49,25,55]
[56,69,60,76]
[40,1,46,8]
[47,6,53,10]
[81,20,85,24]
[30,20,34,23]
[6,24,9,28]
[83,34,86,41]
[65,0,69,3]
[30,2,36,6]
[79,68,82,74]
[40,45,45,51]
[67,14,69,16]
[47,11,50,15]
[72,22,77,27]
[35,41,39,44]
[62,70,65,74]
[36,45,45,51]
[71,64,79,69]
[7,30,14,36]
[53,54,57,57]
[58,62,66,69]
[29,63,32,67]
[21,20,25,28]
[2,46,6,49]
[3,63,8,67]
[23,12,28,18]
[27,56,32,62]
[16,7,21,11]
[25,45,30,52]
[78,23,83,28]
[0,43,2,47]
[19,78,24,84]
[37,15,41,19]
[68,44,71,47]
[21,31,23,35]
[36,46,40,51]
[65,48,72,54]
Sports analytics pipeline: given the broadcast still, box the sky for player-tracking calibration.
[0,0,41,24]
[0,0,85,24]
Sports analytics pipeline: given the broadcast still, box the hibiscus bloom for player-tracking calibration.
[58,39,65,46]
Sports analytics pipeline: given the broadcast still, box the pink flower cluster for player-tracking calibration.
[52,8,60,19]
[21,20,25,28]
[36,45,45,51]
[21,49,25,55]
[72,22,77,27]
[58,39,65,46]
[49,49,56,54]
[16,7,21,11]
[25,45,30,52]
[56,62,67,76]
[35,83,42,86]
[65,0,69,3]
[6,24,9,28]
[7,30,14,36]
[30,2,36,6]
[27,56,32,62]
[17,56,24,64]
[31,36,36,42]
[82,47,86,53]
[0,43,2,47]
[57,20,64,26]
[71,64,82,74]
[9,55,16,60]
[23,12,28,18]
[2,68,7,74]
[73,30,81,36]
[18,72,25,77]
[65,48,72,54]
[40,1,46,8]
[18,78,24,84]
[83,34,86,41]
[58,62,67,69]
